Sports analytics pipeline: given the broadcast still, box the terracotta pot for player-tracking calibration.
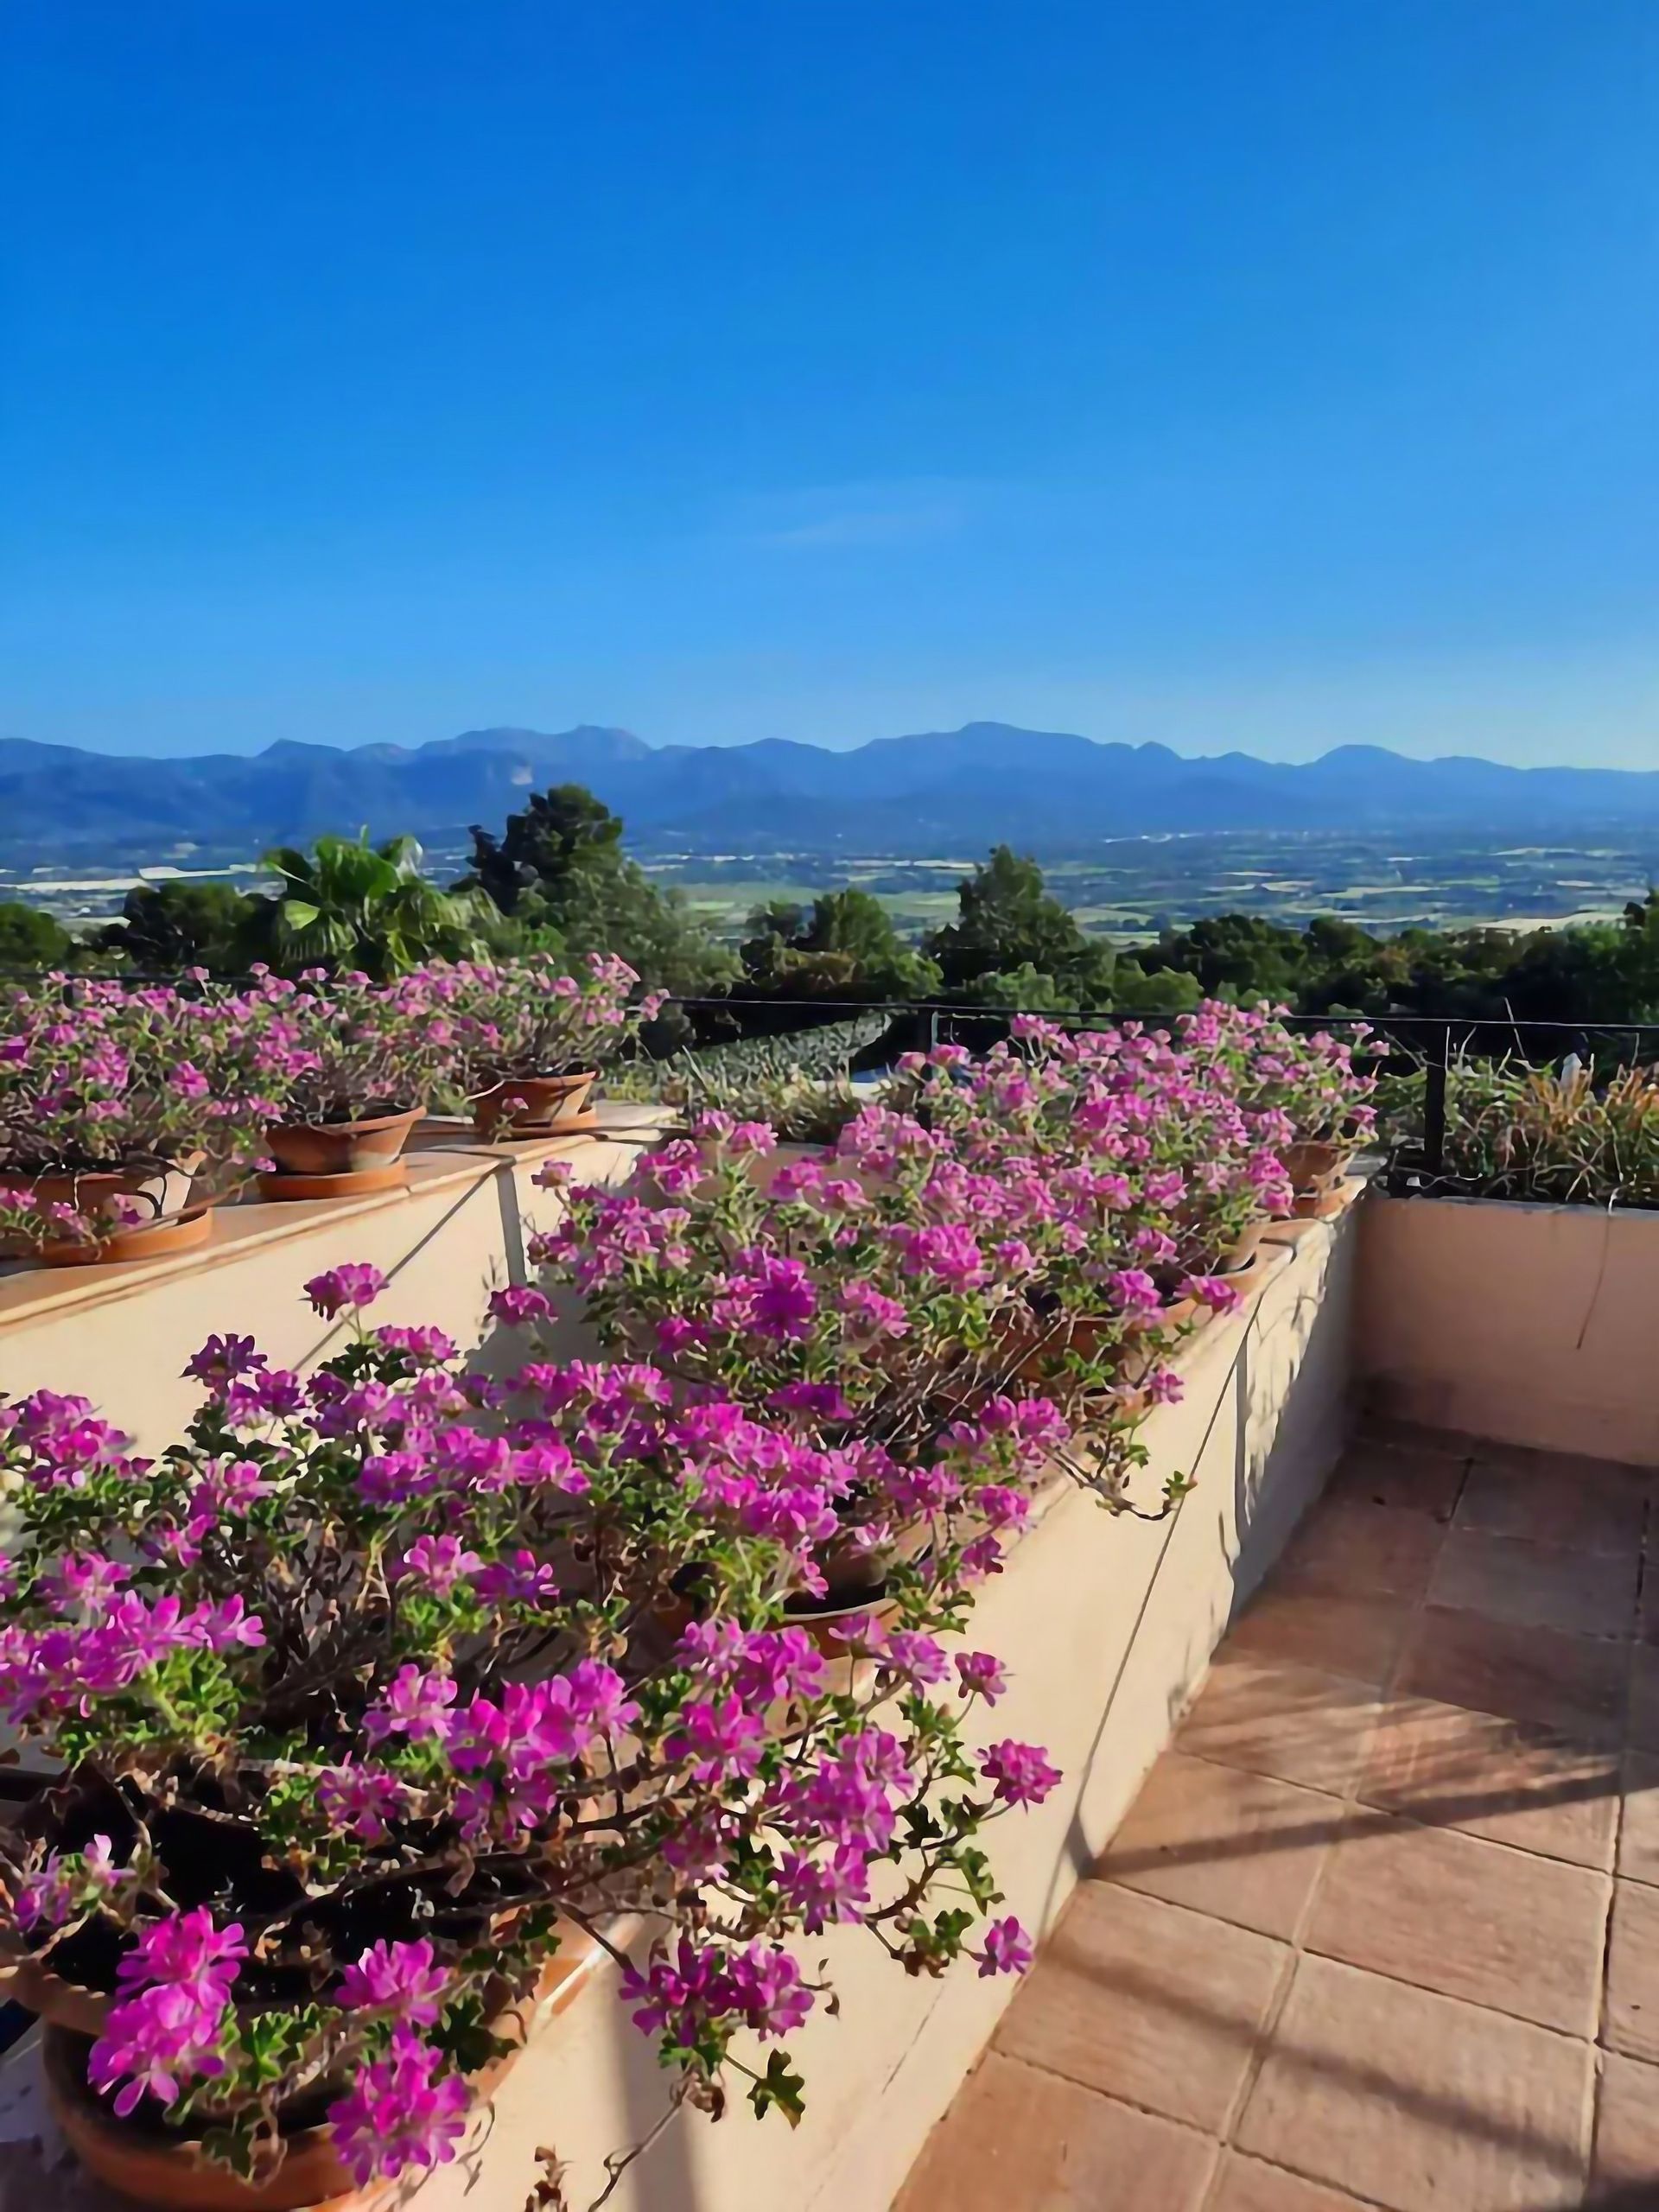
[256,1161,410,1202]
[1281,1137,1350,1195]
[785,1586,906,1658]
[471,1071,596,1141]
[41,1936,599,2212]
[26,1151,205,1227]
[34,1204,214,1268]
[1293,1171,1349,1221]
[264,1108,423,1179]
[1218,1221,1272,1274]
[5,1955,111,2037]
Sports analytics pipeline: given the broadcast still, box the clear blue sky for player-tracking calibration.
[3,0,1657,763]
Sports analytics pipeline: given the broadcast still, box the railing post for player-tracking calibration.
[1423,1025,1450,1176]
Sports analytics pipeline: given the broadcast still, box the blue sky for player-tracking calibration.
[3,0,1657,763]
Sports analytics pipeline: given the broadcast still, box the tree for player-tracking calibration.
[926,848,1116,1009]
[248,834,497,980]
[739,889,940,1002]
[97,880,257,973]
[458,785,735,995]
[459,785,625,919]
[0,901,74,970]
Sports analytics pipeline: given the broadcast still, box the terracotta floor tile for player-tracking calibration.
[1605,1879,1659,2062]
[1177,1656,1386,1797]
[1209,2155,1383,2212]
[1225,1582,1412,1688]
[1357,1695,1618,1870]
[1332,1439,1468,1520]
[1096,1751,1346,1942]
[992,1882,1287,2133]
[1619,1755,1659,1887]
[1302,1806,1609,2035]
[1397,1606,1629,1743]
[1456,1447,1647,1556]
[1234,1955,1592,2211]
[1427,1527,1638,1641]
[1277,1497,1445,1602]
[1592,2049,1659,2191]
[1630,1643,1659,1754]
[893,2052,1217,2211]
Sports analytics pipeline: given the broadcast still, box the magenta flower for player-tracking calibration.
[487,1285,555,1327]
[979,1739,1062,1808]
[954,1650,1008,1704]
[304,1262,387,1318]
[336,1938,450,2026]
[327,2026,472,2186]
[975,1916,1034,1977]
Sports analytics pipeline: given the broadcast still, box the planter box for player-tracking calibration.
[1357,1191,1659,1465]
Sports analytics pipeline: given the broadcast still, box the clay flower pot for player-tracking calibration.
[41,1936,603,2212]
[471,1071,597,1142]
[258,1107,425,1201]
[22,1152,213,1267]
[1280,1137,1351,1196]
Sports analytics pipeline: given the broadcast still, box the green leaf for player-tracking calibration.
[748,2048,807,2127]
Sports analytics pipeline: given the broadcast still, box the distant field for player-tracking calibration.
[3,826,1656,945]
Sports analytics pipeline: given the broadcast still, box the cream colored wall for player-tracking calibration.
[1357,1192,1659,1465]
[0,1118,664,1451]
[404,1206,1357,2212]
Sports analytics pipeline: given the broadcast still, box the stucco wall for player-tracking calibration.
[1357,1192,1659,1465]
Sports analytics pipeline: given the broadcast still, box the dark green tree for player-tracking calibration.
[740,889,940,1002]
[458,785,734,995]
[97,880,257,973]
[0,901,75,970]
[925,848,1116,1008]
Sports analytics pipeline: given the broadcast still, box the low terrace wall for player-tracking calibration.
[1357,1192,1659,1465]
[0,1107,668,1451]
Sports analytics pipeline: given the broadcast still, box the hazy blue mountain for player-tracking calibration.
[5,721,1659,859]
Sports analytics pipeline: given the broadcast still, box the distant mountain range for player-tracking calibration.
[6,722,1659,859]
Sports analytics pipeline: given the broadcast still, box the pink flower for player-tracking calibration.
[327,2027,471,2186]
[336,1938,450,2026]
[304,1262,386,1318]
[954,1650,1008,1704]
[975,1916,1034,1977]
[487,1285,555,1327]
[979,1739,1062,1808]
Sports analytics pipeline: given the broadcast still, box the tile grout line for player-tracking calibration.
[1198,1441,1466,2209]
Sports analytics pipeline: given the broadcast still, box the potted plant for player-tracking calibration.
[444,952,663,1141]
[0,1269,1051,2206]
[0,976,276,1263]
[244,971,454,1199]
[534,1089,1200,1533]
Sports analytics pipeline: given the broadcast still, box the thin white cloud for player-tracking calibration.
[729,478,990,550]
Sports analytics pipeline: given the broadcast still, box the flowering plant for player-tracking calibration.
[0,975,278,1184]
[534,1096,1213,1527]
[439,951,664,1092]
[1178,1001,1376,1151]
[237,969,460,1125]
[0,1272,1051,2188]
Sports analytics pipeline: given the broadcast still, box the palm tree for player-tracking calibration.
[254,833,499,979]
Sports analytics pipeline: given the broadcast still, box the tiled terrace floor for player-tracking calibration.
[899,1427,1659,2212]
